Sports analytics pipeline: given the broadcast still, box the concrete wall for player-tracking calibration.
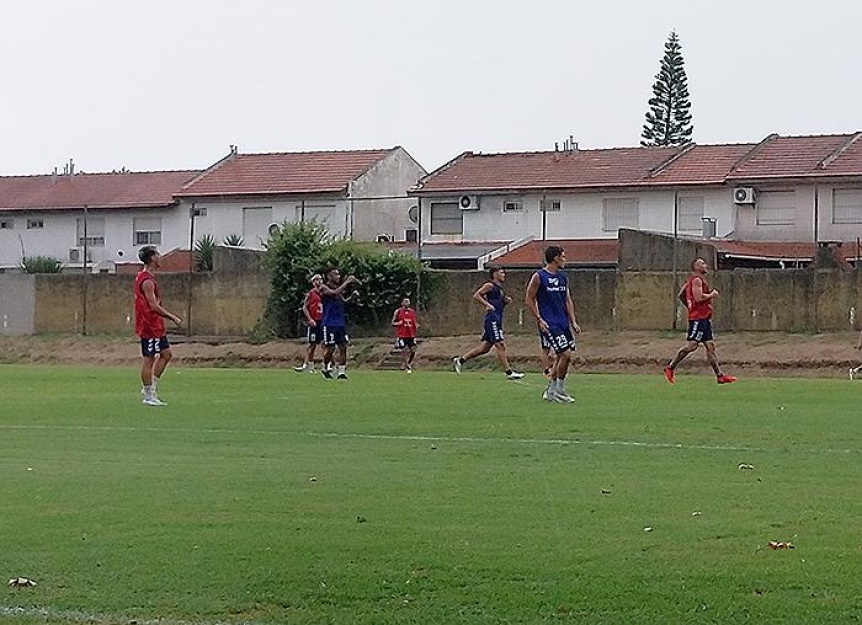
[0,273,35,335]
[618,229,718,271]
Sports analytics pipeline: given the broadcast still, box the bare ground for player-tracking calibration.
[2,331,861,378]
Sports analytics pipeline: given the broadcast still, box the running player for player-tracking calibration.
[663,257,736,384]
[319,267,360,380]
[294,274,324,373]
[134,246,182,406]
[453,267,524,380]
[525,245,580,403]
[392,297,419,372]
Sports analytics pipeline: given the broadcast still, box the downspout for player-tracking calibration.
[671,190,679,331]
[813,183,819,245]
[82,204,89,336]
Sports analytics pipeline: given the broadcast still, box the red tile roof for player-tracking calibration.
[415,147,682,193]
[178,149,396,197]
[0,170,198,211]
[492,239,619,267]
[415,134,862,193]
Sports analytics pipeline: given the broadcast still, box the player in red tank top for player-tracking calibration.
[392,297,419,372]
[663,258,736,385]
[134,246,183,406]
[293,274,325,373]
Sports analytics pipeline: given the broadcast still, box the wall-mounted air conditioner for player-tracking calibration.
[376,234,393,243]
[459,195,480,211]
[733,187,756,204]
[68,248,92,263]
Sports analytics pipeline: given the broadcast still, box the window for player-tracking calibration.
[192,206,207,217]
[302,204,335,231]
[0,219,13,229]
[405,228,418,243]
[430,202,462,235]
[27,218,44,230]
[602,198,639,232]
[833,189,862,224]
[540,199,561,212]
[133,217,162,245]
[678,197,704,231]
[502,199,524,212]
[76,218,105,247]
[756,191,796,226]
[242,206,273,244]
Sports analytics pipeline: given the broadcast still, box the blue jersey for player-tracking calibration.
[536,268,569,328]
[485,282,506,322]
[322,291,346,327]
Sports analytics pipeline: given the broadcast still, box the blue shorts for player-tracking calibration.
[396,337,416,349]
[541,326,576,355]
[538,330,552,351]
[306,325,323,344]
[686,319,714,343]
[481,316,504,344]
[323,326,349,347]
[140,336,170,357]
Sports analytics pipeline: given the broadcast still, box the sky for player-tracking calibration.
[1,0,860,176]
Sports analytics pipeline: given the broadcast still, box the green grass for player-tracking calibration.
[1,365,861,624]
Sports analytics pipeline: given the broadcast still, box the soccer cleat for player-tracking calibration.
[555,391,576,403]
[506,371,525,380]
[337,373,348,380]
[542,389,550,401]
[717,374,737,385]
[142,396,167,406]
[307,367,316,374]
[453,357,462,374]
[321,368,333,379]
[405,364,413,374]
[663,367,675,384]
[293,364,308,372]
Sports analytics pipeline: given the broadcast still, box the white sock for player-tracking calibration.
[153,376,160,392]
[143,384,154,399]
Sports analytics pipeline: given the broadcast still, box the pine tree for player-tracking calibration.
[641,31,693,147]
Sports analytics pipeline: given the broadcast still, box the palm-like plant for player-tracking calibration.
[195,234,216,272]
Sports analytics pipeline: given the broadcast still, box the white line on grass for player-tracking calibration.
[0,423,858,455]
[0,605,253,625]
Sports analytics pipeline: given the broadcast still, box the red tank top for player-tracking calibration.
[394,308,417,338]
[306,289,323,322]
[684,274,713,321]
[134,270,166,338]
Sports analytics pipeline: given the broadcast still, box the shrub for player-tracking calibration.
[22,256,63,273]
[223,234,244,247]
[195,235,216,272]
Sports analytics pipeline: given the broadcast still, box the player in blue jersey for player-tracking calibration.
[453,268,525,380]
[319,267,360,380]
[526,246,580,403]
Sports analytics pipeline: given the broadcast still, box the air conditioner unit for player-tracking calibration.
[376,233,393,243]
[459,195,480,211]
[733,187,756,204]
[68,248,93,263]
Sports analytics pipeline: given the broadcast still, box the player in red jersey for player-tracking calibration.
[663,258,736,385]
[392,297,419,372]
[294,274,325,373]
[134,246,182,406]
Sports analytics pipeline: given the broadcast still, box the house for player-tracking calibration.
[175,146,426,247]
[409,132,862,268]
[0,167,200,271]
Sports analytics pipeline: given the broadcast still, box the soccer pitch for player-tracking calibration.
[1,365,860,624]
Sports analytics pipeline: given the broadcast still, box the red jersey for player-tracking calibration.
[394,307,418,338]
[304,288,323,323]
[683,274,713,321]
[134,270,166,339]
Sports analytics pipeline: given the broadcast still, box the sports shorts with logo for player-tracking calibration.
[481,315,504,344]
[538,330,552,351]
[686,319,714,343]
[396,337,416,349]
[140,336,170,357]
[541,326,576,355]
[307,325,324,344]
[323,326,349,346]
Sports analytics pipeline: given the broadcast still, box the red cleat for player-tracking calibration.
[717,374,737,384]
[663,367,675,384]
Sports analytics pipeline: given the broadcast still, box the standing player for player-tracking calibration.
[663,258,736,384]
[293,274,324,373]
[851,327,862,379]
[134,246,182,406]
[392,297,419,372]
[319,267,360,380]
[525,246,580,403]
[452,267,524,380]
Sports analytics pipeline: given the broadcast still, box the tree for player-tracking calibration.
[641,31,693,147]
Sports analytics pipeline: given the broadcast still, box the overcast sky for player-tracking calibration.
[2,0,860,176]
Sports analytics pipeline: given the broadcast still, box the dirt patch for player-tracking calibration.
[2,331,860,378]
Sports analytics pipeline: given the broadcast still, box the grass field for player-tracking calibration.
[1,365,860,624]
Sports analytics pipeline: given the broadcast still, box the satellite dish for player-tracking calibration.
[267,223,280,237]
[408,205,418,224]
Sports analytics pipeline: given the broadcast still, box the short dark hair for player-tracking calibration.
[488,267,503,279]
[544,245,564,264]
[138,245,158,264]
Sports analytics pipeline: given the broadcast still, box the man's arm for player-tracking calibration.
[692,277,717,302]
[472,283,495,312]
[525,273,548,332]
[302,291,316,326]
[392,309,401,326]
[318,275,358,297]
[142,279,182,326]
[565,289,580,334]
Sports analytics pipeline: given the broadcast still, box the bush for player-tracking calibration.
[223,234,244,247]
[195,235,215,272]
[262,221,435,337]
[22,256,63,273]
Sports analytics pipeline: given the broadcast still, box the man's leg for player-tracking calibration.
[454,342,492,372]
[705,341,722,376]
[152,348,172,395]
[664,341,698,383]
[493,342,524,379]
[321,344,334,378]
[336,343,348,379]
